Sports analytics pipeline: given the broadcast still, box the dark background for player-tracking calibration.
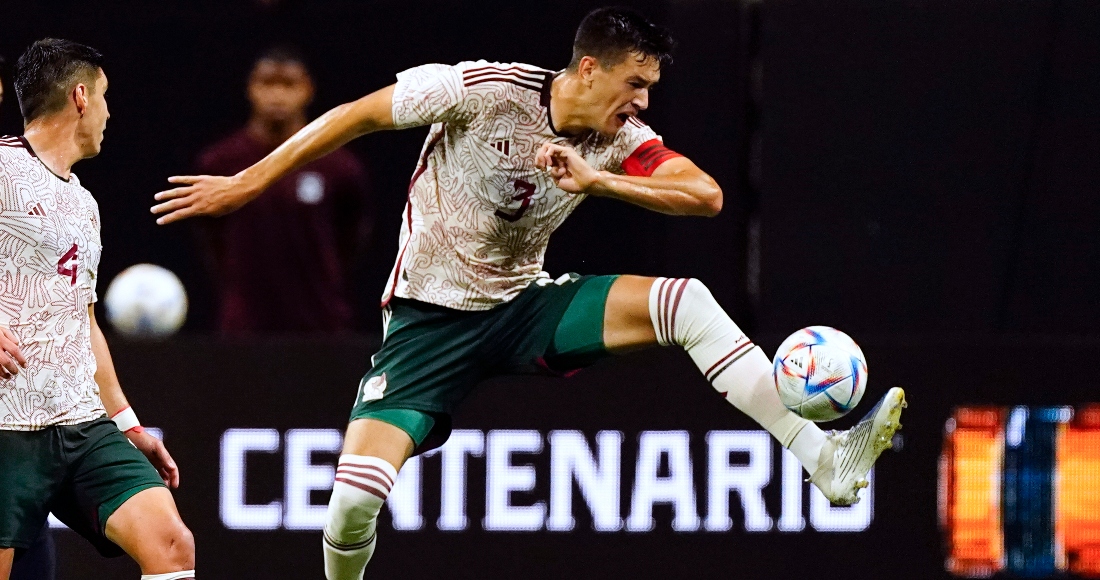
[2,0,1099,578]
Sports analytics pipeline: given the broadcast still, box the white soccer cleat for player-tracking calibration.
[808,387,907,506]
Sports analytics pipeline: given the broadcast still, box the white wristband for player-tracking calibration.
[110,406,142,433]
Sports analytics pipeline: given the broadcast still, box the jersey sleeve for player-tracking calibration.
[391,63,477,129]
[608,120,684,177]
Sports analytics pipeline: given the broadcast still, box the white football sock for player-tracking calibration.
[649,278,825,474]
[323,455,397,580]
[140,572,195,580]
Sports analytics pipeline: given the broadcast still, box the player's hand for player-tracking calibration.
[0,327,27,379]
[151,174,255,225]
[536,143,602,194]
[127,430,181,488]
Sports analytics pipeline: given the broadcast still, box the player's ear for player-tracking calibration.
[72,83,89,117]
[577,56,599,85]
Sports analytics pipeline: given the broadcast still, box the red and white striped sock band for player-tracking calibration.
[649,277,756,374]
[324,455,396,578]
[648,277,811,445]
[110,405,144,434]
[649,277,691,347]
[334,455,397,501]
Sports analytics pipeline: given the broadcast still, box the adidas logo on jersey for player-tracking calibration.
[492,139,511,156]
[27,202,46,217]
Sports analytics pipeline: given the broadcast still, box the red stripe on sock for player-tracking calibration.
[336,468,393,492]
[653,279,669,344]
[667,279,689,344]
[659,279,674,344]
[335,477,389,500]
[337,462,395,486]
[705,341,754,381]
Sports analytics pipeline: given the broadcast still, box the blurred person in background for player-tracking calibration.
[194,46,372,336]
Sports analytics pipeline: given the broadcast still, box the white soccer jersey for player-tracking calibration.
[385,61,681,311]
[0,136,105,430]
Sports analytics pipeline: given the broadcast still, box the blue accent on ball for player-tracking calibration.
[804,328,825,345]
[849,355,862,404]
[822,391,848,412]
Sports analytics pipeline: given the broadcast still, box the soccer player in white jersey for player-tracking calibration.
[0,39,196,580]
[152,8,905,578]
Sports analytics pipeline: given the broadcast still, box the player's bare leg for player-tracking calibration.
[0,547,13,580]
[603,275,905,505]
[104,487,195,579]
[323,419,414,580]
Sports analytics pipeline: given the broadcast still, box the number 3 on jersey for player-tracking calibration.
[494,180,536,222]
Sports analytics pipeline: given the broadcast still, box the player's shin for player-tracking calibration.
[649,278,827,473]
[323,455,397,580]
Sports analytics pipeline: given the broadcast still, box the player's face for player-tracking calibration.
[78,71,110,158]
[588,53,660,137]
[248,60,313,123]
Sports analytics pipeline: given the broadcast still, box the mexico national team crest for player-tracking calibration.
[360,373,387,402]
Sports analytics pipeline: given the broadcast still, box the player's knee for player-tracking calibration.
[681,278,717,307]
[326,481,386,537]
[651,277,734,349]
[153,521,195,571]
[325,456,396,542]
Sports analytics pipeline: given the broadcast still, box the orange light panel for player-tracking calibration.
[942,407,1004,578]
[1059,405,1100,578]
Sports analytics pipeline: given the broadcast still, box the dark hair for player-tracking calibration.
[253,45,310,74]
[15,39,104,123]
[569,7,675,71]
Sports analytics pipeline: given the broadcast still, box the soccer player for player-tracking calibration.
[0,39,196,580]
[151,8,905,578]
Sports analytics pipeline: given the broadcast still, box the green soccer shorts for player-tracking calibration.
[0,416,166,558]
[351,274,619,454]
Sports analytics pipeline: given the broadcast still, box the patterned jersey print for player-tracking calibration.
[0,137,105,430]
[385,61,662,311]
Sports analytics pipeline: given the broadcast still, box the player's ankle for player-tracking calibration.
[787,421,827,475]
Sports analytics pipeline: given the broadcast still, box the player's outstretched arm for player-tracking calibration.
[537,143,723,217]
[151,84,398,225]
[89,305,180,488]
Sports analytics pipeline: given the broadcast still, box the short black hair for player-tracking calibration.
[253,45,310,74]
[15,38,104,123]
[569,7,675,71]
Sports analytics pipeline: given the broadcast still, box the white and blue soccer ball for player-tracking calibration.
[773,326,868,422]
[104,264,188,338]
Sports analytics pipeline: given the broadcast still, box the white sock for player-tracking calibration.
[323,455,397,580]
[140,572,195,580]
[650,278,825,474]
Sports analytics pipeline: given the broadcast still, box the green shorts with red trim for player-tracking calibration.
[351,274,618,454]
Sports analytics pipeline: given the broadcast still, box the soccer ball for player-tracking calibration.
[772,326,868,422]
[103,264,188,338]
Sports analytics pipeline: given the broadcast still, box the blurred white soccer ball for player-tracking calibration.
[773,326,868,422]
[104,264,188,338]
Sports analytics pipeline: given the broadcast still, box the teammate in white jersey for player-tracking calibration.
[152,8,905,579]
[0,39,196,580]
